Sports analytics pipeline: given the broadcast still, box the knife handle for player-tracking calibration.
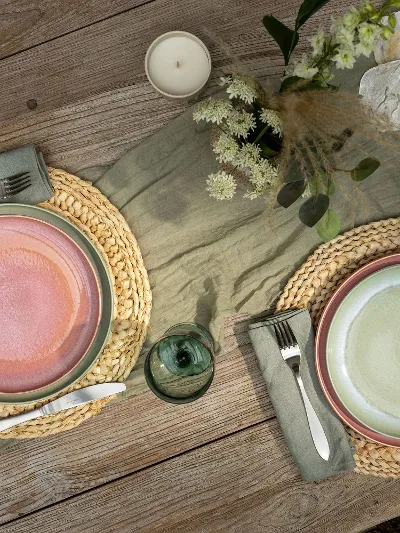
[294,370,330,461]
[0,407,44,432]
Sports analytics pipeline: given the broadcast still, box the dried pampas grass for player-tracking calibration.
[261,86,399,191]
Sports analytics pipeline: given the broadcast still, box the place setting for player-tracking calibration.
[2,0,400,493]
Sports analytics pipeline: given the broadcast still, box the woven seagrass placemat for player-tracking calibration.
[276,218,400,478]
[0,168,151,438]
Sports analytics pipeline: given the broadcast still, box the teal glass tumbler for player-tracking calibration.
[144,323,214,403]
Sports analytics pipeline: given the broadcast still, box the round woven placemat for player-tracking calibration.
[276,217,400,478]
[0,168,151,438]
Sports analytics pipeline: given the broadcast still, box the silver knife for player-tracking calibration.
[0,383,126,432]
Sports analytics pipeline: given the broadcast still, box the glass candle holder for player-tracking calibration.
[144,323,214,403]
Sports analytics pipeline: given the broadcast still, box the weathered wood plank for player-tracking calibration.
[3,419,400,533]
[0,0,350,126]
[0,317,272,524]
[0,0,150,59]
[0,0,353,171]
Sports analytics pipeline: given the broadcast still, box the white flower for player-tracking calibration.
[358,22,380,46]
[219,75,232,86]
[335,26,355,48]
[310,28,325,57]
[259,108,283,136]
[243,190,263,200]
[334,47,356,69]
[193,99,233,125]
[212,134,239,163]
[355,41,373,58]
[244,159,278,199]
[249,159,278,188]
[301,183,312,199]
[236,143,261,169]
[342,7,361,30]
[226,110,256,138]
[293,54,319,80]
[206,171,237,200]
[226,75,259,104]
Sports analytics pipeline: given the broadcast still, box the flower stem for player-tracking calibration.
[254,124,270,143]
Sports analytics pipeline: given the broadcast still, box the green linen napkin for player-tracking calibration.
[0,145,53,204]
[248,309,355,482]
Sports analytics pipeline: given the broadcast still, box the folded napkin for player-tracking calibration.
[0,145,53,204]
[248,308,355,482]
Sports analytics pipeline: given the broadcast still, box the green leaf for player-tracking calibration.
[295,0,331,29]
[258,139,278,157]
[279,76,324,93]
[299,194,329,227]
[389,13,397,28]
[263,15,299,65]
[350,158,380,181]
[315,209,341,242]
[277,180,306,208]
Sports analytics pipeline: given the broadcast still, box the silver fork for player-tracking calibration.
[0,172,31,199]
[274,320,330,461]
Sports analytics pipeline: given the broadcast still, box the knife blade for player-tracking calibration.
[0,383,126,432]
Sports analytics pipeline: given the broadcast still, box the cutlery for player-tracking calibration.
[274,320,330,461]
[0,383,126,432]
[0,172,31,199]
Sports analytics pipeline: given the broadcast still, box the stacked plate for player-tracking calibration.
[0,204,113,405]
[316,254,400,446]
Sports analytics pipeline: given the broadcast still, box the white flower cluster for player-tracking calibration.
[194,74,279,201]
[209,133,278,200]
[260,108,283,136]
[220,74,259,104]
[226,110,257,138]
[206,171,237,200]
[193,99,233,125]
[290,1,394,81]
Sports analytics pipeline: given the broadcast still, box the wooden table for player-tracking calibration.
[1,1,400,531]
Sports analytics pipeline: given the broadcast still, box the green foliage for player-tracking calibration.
[262,16,298,65]
[350,158,380,181]
[263,0,331,65]
[277,180,306,207]
[299,194,330,226]
[315,209,341,241]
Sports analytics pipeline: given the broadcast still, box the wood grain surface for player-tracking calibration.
[0,317,272,524]
[0,0,350,171]
[3,419,400,533]
[1,0,400,531]
[0,0,151,59]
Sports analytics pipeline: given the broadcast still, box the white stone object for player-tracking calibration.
[374,12,400,64]
[359,60,400,130]
[145,31,211,99]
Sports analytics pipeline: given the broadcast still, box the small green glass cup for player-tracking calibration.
[144,323,215,403]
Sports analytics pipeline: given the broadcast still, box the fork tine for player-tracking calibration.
[273,323,284,350]
[4,182,30,197]
[5,177,31,191]
[282,321,296,347]
[277,321,290,348]
[2,172,30,184]
[5,179,31,194]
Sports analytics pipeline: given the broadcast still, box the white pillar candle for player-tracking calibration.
[145,31,212,99]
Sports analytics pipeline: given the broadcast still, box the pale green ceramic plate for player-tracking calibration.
[0,204,114,405]
[327,265,400,438]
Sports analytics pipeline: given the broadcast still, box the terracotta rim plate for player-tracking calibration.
[316,254,400,447]
[0,215,101,393]
[0,204,114,404]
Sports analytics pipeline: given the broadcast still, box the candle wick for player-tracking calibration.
[176,61,180,68]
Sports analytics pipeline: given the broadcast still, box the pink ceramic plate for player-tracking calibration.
[0,215,101,393]
[316,254,400,447]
